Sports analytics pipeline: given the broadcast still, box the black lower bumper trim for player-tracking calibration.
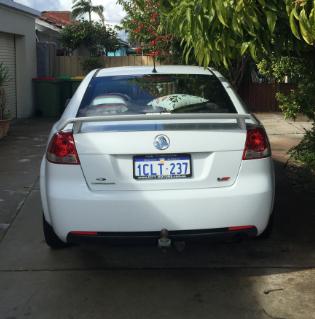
[67,227,258,244]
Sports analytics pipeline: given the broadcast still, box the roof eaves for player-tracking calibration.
[36,18,62,32]
[0,0,40,16]
[40,16,68,28]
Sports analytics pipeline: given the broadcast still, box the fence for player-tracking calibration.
[53,57,294,113]
[238,83,295,112]
[54,56,162,77]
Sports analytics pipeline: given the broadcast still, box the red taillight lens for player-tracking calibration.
[242,127,271,160]
[46,132,80,164]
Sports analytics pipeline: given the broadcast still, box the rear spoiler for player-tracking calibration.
[57,113,255,133]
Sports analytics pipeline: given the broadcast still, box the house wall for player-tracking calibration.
[107,47,128,57]
[0,5,37,118]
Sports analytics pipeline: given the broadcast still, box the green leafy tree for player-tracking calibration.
[60,21,119,56]
[72,0,105,23]
[162,1,288,66]
[286,0,315,45]
[117,0,175,61]
[161,0,315,168]
[161,0,315,87]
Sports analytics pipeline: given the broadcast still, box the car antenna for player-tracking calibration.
[152,56,157,73]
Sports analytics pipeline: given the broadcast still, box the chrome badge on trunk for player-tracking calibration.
[154,135,170,150]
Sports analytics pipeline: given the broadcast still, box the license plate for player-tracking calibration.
[134,154,192,180]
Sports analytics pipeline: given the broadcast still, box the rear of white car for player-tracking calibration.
[40,66,275,248]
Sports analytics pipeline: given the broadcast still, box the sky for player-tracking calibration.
[14,0,126,24]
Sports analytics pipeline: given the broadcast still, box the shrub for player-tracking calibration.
[258,55,315,170]
[81,57,103,74]
[289,124,315,171]
[257,55,315,120]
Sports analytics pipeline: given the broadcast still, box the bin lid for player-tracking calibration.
[71,76,84,81]
[57,75,72,80]
[33,76,57,81]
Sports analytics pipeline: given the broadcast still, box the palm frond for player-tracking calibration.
[72,0,105,23]
[93,5,105,24]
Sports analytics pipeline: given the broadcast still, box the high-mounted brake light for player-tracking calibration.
[242,127,271,160]
[46,131,80,164]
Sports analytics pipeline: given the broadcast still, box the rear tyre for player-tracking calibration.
[257,212,274,239]
[43,216,68,249]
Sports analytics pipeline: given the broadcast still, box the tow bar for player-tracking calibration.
[158,229,171,248]
[158,229,186,252]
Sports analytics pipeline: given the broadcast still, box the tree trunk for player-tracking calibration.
[229,55,250,90]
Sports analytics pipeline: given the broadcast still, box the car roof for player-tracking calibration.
[96,65,214,77]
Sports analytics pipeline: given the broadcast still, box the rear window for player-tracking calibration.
[78,74,236,117]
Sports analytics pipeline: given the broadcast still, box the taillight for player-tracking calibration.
[242,127,271,160]
[46,131,80,164]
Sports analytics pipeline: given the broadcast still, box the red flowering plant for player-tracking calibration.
[117,0,173,65]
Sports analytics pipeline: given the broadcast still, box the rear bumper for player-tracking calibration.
[67,227,258,244]
[41,157,275,242]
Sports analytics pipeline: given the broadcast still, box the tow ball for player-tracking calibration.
[158,228,171,248]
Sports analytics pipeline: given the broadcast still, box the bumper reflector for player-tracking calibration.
[70,231,98,236]
[228,225,255,231]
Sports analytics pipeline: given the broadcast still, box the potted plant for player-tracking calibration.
[0,62,10,139]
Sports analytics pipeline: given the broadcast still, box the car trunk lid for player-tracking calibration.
[61,114,252,191]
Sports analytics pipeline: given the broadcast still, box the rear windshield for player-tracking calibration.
[78,74,236,117]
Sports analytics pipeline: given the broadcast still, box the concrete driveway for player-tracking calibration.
[0,115,314,319]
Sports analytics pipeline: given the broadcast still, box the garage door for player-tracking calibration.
[0,32,16,118]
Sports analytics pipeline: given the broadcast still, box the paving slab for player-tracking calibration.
[256,113,313,136]
[0,119,54,240]
[256,113,312,162]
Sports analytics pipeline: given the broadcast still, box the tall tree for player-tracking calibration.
[72,0,105,23]
[61,21,119,56]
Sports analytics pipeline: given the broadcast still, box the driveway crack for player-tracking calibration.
[0,177,39,244]
[263,308,286,319]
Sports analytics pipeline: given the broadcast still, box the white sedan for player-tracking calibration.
[40,65,275,249]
